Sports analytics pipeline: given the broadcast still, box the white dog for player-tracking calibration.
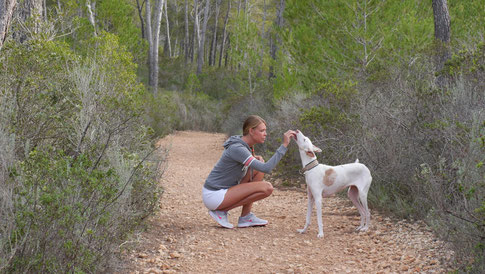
[294,130,372,238]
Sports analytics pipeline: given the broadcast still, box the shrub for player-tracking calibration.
[0,34,162,272]
[144,90,223,138]
[266,80,360,182]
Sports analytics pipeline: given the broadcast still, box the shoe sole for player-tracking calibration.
[237,222,268,228]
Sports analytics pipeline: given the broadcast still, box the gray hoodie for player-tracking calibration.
[203,135,288,191]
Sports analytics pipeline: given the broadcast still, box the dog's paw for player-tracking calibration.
[317,232,324,238]
[297,228,306,234]
[358,226,369,232]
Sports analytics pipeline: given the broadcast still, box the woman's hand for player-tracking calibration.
[282,130,297,147]
[255,155,265,163]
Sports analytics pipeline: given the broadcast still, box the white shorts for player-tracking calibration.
[202,187,228,210]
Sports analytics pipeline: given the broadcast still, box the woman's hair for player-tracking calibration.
[242,115,266,136]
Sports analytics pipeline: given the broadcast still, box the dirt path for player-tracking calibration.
[120,131,454,273]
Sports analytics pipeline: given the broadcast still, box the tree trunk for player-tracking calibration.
[432,0,451,87]
[219,0,231,68]
[0,0,17,50]
[136,0,145,39]
[173,1,179,56]
[146,0,153,87]
[164,0,171,57]
[191,0,199,63]
[258,0,266,77]
[12,0,43,43]
[196,0,210,75]
[209,0,221,66]
[184,0,189,64]
[86,0,96,36]
[269,0,285,79]
[432,0,451,43]
[147,0,165,94]
[225,35,230,67]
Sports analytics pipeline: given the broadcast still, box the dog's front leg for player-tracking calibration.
[314,195,324,238]
[297,188,313,234]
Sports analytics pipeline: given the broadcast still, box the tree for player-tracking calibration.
[163,0,172,57]
[86,0,97,36]
[432,0,451,43]
[184,0,190,63]
[17,0,44,38]
[269,0,284,79]
[135,0,146,39]
[0,0,17,50]
[146,0,165,94]
[196,0,210,75]
[190,0,200,63]
[209,0,221,66]
[432,0,451,87]
[219,0,231,68]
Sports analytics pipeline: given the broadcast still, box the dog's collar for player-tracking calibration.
[300,159,319,175]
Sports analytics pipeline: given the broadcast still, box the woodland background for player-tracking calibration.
[1,0,484,272]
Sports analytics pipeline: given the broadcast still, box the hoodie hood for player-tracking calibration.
[223,135,250,150]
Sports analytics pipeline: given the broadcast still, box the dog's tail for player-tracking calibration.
[355,159,359,163]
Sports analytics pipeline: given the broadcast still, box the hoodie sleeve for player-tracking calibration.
[248,145,288,173]
[227,143,288,174]
[226,144,253,164]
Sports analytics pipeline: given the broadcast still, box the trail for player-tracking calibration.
[120,131,454,273]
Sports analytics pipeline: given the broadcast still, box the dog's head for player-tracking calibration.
[294,130,322,158]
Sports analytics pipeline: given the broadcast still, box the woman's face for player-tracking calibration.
[251,122,267,144]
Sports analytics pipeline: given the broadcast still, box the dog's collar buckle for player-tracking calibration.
[300,159,319,175]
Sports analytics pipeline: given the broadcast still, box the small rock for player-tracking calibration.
[169,252,181,259]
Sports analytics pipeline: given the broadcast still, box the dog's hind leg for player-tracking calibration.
[297,188,314,234]
[347,185,366,231]
[357,185,371,231]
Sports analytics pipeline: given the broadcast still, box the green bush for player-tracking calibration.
[8,149,117,272]
[144,89,223,138]
[0,34,162,272]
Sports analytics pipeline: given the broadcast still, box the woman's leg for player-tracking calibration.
[216,178,273,216]
[238,169,265,216]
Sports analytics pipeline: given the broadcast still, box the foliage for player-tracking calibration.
[449,0,485,47]
[413,44,485,271]
[144,89,223,138]
[281,0,434,89]
[0,34,161,272]
[2,0,485,272]
[96,0,147,61]
[47,0,147,64]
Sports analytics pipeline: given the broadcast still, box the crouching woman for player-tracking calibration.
[202,115,296,228]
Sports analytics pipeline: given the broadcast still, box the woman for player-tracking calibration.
[202,115,296,228]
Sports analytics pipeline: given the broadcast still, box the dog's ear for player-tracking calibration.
[313,145,322,153]
[305,150,315,157]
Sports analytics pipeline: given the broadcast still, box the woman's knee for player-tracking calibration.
[262,181,273,196]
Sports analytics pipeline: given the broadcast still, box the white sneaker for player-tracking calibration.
[209,210,234,229]
[237,212,268,227]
